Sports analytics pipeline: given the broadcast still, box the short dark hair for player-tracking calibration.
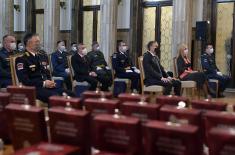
[205,43,213,49]
[117,40,124,47]
[2,34,14,41]
[92,41,98,47]
[57,40,65,46]
[147,41,157,50]
[71,42,77,46]
[23,33,38,46]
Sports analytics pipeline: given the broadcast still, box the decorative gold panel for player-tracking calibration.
[83,0,100,6]
[160,6,173,70]
[216,3,234,75]
[35,0,44,9]
[36,14,44,44]
[97,11,101,44]
[83,11,93,51]
[142,7,156,54]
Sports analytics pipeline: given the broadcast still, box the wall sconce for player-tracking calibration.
[60,1,66,9]
[14,4,21,12]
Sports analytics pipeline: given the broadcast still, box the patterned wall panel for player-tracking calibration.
[160,6,173,71]
[97,11,101,44]
[216,3,234,75]
[36,14,44,45]
[142,7,156,54]
[83,11,93,51]
[35,0,44,9]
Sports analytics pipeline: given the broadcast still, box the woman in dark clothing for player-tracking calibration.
[177,43,211,99]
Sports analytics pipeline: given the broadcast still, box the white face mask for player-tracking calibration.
[18,45,24,50]
[59,45,66,52]
[10,43,16,50]
[72,46,77,51]
[0,43,2,49]
[184,49,189,55]
[96,46,100,51]
[82,48,87,55]
[209,48,214,54]
[122,46,127,52]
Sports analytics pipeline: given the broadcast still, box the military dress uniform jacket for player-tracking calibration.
[15,51,51,88]
[112,51,134,74]
[143,51,169,81]
[87,50,107,71]
[71,53,91,81]
[201,53,219,75]
[0,48,12,79]
[51,50,69,75]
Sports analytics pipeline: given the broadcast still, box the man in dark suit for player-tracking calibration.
[0,35,17,88]
[15,33,74,103]
[87,41,112,91]
[201,43,231,97]
[71,43,98,90]
[51,40,72,90]
[112,40,140,92]
[143,41,181,95]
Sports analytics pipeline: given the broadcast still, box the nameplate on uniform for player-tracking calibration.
[7,86,36,105]
[49,96,81,109]
[118,93,150,104]
[120,101,160,123]
[82,91,113,100]
[156,95,189,107]
[144,120,203,155]
[49,107,90,155]
[208,127,235,155]
[0,93,10,140]
[6,104,47,150]
[84,98,119,116]
[14,142,80,155]
[93,114,141,154]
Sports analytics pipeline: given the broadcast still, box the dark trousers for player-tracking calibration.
[207,74,231,92]
[76,76,98,91]
[96,69,112,91]
[145,78,181,96]
[117,72,140,90]
[0,79,12,88]
[36,87,75,103]
[53,72,72,90]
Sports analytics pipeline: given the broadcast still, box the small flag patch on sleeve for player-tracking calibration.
[17,63,24,70]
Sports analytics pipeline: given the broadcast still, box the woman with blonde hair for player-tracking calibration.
[176,43,211,98]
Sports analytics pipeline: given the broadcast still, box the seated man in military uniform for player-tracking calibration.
[51,40,72,90]
[15,33,74,103]
[87,41,112,91]
[143,41,181,96]
[71,43,98,90]
[0,35,17,88]
[201,43,231,97]
[112,40,140,92]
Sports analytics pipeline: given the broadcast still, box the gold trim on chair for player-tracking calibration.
[10,54,23,86]
[109,56,131,93]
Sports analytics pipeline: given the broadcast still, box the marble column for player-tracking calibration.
[44,0,57,54]
[100,0,118,62]
[0,0,11,40]
[172,0,193,57]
